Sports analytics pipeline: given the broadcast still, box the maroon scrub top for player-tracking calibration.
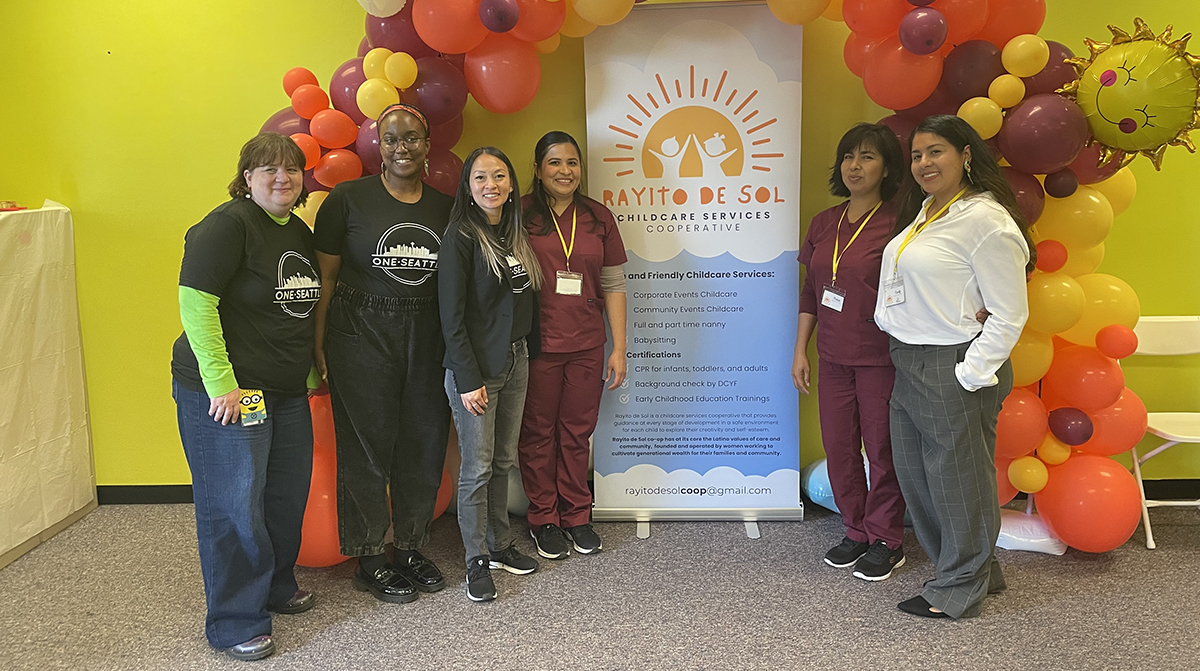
[523,195,628,354]
[798,200,896,367]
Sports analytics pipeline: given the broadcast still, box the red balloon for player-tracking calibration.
[366,3,437,59]
[996,389,1048,460]
[290,133,321,171]
[291,84,330,120]
[1036,454,1141,552]
[310,109,359,149]
[1023,41,1076,97]
[1001,166,1045,225]
[356,121,382,176]
[931,0,987,47]
[413,0,488,54]
[1035,239,1068,273]
[430,114,464,150]
[1068,142,1122,185]
[314,149,363,188]
[941,40,1004,105]
[260,107,311,136]
[844,31,884,78]
[330,58,369,126]
[297,393,350,568]
[863,37,944,110]
[1048,406,1094,445]
[424,147,464,196]
[1076,387,1148,456]
[1044,346,1124,411]
[974,0,1047,49]
[996,457,1019,505]
[511,0,565,42]
[283,67,319,97]
[844,0,910,39]
[997,94,1089,175]
[1095,325,1139,360]
[402,57,470,126]
[464,33,542,114]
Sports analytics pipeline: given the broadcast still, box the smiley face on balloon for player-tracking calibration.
[1061,18,1200,169]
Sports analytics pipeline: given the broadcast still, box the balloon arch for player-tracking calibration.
[279,0,1200,565]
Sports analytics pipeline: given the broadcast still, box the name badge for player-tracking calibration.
[883,277,906,307]
[820,284,846,312]
[556,270,583,296]
[239,389,267,426]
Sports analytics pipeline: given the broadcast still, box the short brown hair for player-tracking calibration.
[227,132,309,207]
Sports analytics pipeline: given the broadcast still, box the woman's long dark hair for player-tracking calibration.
[524,131,599,236]
[449,146,543,290]
[896,115,1035,272]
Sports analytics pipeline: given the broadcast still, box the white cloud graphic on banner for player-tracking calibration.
[595,464,800,509]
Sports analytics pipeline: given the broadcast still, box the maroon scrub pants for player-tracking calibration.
[818,359,905,548]
[518,345,606,528]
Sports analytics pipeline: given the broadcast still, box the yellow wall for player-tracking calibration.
[0,0,1195,485]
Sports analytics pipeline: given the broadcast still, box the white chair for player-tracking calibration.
[1130,316,1200,549]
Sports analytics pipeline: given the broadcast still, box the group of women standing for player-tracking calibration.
[171,105,625,659]
[794,115,1033,619]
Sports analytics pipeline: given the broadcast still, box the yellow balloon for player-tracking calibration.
[1036,434,1072,466]
[571,0,635,26]
[1057,273,1141,347]
[561,0,598,38]
[384,52,418,90]
[1002,34,1050,78]
[363,47,393,81]
[988,74,1026,109]
[1026,271,1085,334]
[1009,456,1049,493]
[294,191,329,230]
[767,0,831,24]
[1091,167,1137,217]
[1031,186,1113,251]
[1009,328,1054,387]
[357,77,400,121]
[957,97,1004,140]
[822,0,844,22]
[1061,242,1104,277]
[535,33,561,54]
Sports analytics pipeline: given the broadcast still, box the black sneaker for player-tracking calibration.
[852,540,905,581]
[466,556,496,602]
[564,524,602,554]
[489,545,539,575]
[824,537,869,568]
[530,524,570,560]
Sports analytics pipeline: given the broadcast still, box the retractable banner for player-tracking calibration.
[587,6,803,520]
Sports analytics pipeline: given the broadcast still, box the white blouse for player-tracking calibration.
[874,192,1029,392]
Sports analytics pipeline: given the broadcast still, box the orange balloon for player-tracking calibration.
[973,0,1047,49]
[996,388,1048,460]
[843,0,909,38]
[291,84,330,120]
[1043,345,1124,411]
[411,0,488,54]
[1035,239,1067,272]
[1036,454,1141,553]
[1095,324,1139,359]
[297,393,351,568]
[290,133,321,171]
[843,31,883,78]
[283,67,319,97]
[996,457,1019,505]
[863,37,944,110]
[313,149,364,188]
[464,34,542,114]
[510,0,566,43]
[310,109,359,149]
[1075,387,1148,456]
[936,0,988,47]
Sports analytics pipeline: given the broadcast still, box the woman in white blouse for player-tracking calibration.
[874,115,1033,620]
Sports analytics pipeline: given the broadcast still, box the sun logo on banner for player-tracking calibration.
[601,66,785,180]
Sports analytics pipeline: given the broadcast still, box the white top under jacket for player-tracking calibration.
[874,192,1030,392]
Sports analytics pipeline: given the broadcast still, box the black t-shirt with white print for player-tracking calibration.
[171,196,321,395]
[313,176,453,298]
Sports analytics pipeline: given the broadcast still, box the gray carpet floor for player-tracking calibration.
[0,502,1196,670]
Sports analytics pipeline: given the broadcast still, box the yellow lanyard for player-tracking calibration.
[553,206,577,271]
[831,200,882,285]
[892,188,968,274]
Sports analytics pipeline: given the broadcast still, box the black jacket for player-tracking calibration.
[439,221,540,393]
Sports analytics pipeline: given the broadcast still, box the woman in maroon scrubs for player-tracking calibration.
[793,123,907,581]
[518,131,628,560]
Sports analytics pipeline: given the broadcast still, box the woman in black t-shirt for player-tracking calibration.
[312,103,453,604]
[170,133,319,662]
[439,147,543,602]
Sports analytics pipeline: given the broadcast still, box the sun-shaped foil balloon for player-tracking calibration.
[1060,18,1200,169]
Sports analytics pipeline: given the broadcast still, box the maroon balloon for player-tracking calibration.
[424,147,464,196]
[1002,167,1045,225]
[1068,142,1122,184]
[1044,168,1079,198]
[356,120,382,176]
[1023,41,1076,97]
[366,4,437,59]
[402,57,469,126]
[304,170,324,194]
[1049,407,1095,446]
[430,114,464,150]
[998,94,1090,174]
[260,107,311,136]
[480,0,520,33]
[899,8,947,55]
[358,36,371,58]
[984,135,1004,164]
[330,58,368,126]
[440,52,466,73]
[907,0,935,5]
[877,114,916,156]
[941,41,1005,106]
[895,84,958,121]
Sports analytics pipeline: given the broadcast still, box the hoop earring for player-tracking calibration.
[381,161,387,174]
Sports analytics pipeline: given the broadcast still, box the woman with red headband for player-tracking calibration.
[313,103,453,604]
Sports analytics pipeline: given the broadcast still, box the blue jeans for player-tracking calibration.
[173,380,313,649]
[446,339,528,565]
